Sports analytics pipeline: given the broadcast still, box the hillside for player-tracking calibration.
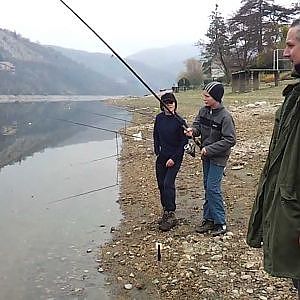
[50,46,175,95]
[127,44,200,77]
[0,28,201,96]
[0,29,130,95]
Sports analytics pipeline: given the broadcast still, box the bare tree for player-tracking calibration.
[179,58,203,87]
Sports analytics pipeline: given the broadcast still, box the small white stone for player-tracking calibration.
[245,262,255,269]
[211,254,222,261]
[266,286,275,292]
[124,283,133,290]
[241,274,252,280]
[231,165,244,170]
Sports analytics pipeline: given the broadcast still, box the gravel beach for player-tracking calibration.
[99,90,298,299]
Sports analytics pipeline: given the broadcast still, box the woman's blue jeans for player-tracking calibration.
[202,159,226,225]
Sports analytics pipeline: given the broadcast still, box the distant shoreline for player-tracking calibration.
[0,94,137,103]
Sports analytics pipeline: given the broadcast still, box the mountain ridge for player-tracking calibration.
[0,28,200,95]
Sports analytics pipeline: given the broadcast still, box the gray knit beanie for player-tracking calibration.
[203,81,224,102]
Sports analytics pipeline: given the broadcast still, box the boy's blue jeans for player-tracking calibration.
[202,159,226,225]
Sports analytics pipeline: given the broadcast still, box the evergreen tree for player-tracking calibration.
[199,4,231,82]
[229,0,295,68]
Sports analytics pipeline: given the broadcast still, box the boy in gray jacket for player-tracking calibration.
[186,82,236,236]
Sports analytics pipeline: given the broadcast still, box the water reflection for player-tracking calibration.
[0,100,131,299]
[0,100,131,169]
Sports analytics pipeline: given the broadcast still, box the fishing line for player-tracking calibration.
[48,184,118,204]
[51,117,153,142]
[46,115,152,202]
[58,0,188,129]
[78,154,118,165]
[49,133,121,203]
[109,105,155,118]
[78,108,140,125]
[115,132,120,185]
[48,130,121,203]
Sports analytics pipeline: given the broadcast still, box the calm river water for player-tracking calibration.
[0,99,131,299]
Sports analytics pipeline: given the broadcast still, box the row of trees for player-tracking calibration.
[182,0,299,84]
[203,0,299,82]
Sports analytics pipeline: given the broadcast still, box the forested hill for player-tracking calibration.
[0,28,196,96]
[49,46,176,96]
[0,29,133,96]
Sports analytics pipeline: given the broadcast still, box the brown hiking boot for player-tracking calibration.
[159,211,178,231]
[158,210,168,225]
[195,220,214,233]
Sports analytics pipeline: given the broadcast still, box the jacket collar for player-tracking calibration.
[291,63,300,78]
[204,103,225,113]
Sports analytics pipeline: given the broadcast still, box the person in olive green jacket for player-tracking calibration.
[247,19,300,297]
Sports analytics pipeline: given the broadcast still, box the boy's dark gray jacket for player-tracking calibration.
[192,104,236,166]
[247,77,300,279]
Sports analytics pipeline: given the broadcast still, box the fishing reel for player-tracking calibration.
[184,139,196,157]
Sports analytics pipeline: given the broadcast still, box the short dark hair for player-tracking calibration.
[291,18,300,42]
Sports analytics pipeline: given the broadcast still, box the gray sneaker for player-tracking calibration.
[195,220,214,233]
[159,211,178,231]
[211,224,227,236]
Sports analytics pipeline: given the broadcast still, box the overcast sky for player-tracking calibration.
[0,0,296,56]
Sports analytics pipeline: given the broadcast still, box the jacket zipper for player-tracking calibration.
[210,109,213,137]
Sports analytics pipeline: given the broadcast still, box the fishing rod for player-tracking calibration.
[58,0,188,130]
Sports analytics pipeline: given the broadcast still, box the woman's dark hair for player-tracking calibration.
[160,92,177,111]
